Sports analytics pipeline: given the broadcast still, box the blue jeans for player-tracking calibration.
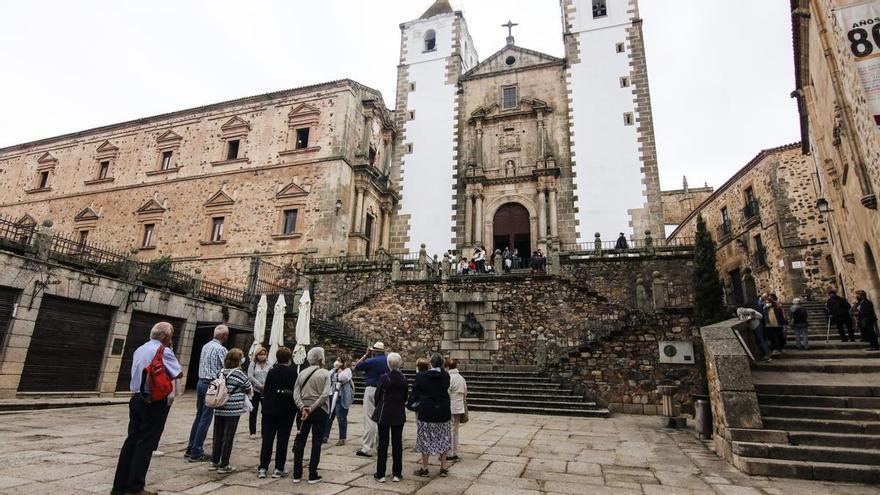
[324,403,349,440]
[186,380,214,458]
[794,326,809,349]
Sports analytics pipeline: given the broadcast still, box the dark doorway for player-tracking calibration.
[729,269,745,306]
[186,322,254,390]
[19,295,114,392]
[493,203,531,268]
[0,287,19,356]
[116,311,185,392]
[364,214,375,257]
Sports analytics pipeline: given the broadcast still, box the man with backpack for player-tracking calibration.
[112,322,182,495]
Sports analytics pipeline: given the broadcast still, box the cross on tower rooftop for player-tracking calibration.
[502,19,518,45]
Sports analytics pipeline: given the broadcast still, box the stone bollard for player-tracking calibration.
[34,219,55,261]
[548,246,560,275]
[658,384,687,428]
[391,258,401,281]
[644,230,654,251]
[593,232,602,255]
[441,253,451,281]
[190,268,203,297]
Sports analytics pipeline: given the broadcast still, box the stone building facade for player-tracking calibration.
[660,177,714,235]
[668,144,835,303]
[0,80,401,287]
[791,0,880,302]
[452,37,578,257]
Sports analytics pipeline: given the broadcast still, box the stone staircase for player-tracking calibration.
[352,368,610,417]
[310,318,370,357]
[727,309,880,483]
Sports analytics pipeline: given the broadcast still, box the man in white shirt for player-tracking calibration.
[112,322,183,495]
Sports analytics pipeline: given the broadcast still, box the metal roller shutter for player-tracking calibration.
[116,312,185,392]
[18,295,114,392]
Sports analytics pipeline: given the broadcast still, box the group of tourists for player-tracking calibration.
[112,327,469,494]
[737,288,880,363]
[454,245,548,275]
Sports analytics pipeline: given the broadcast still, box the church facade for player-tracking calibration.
[396,0,664,257]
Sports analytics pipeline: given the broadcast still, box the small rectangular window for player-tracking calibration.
[616,42,625,53]
[593,0,607,18]
[406,143,413,153]
[623,112,634,126]
[409,82,416,92]
[283,209,298,235]
[226,139,240,160]
[142,224,155,247]
[408,110,416,120]
[620,76,630,88]
[161,151,174,170]
[38,171,49,189]
[78,230,89,245]
[295,128,310,150]
[502,86,518,110]
[98,160,110,179]
[211,217,225,242]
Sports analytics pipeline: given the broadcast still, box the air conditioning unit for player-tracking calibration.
[658,341,695,365]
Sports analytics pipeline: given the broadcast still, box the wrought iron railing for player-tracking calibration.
[742,201,760,222]
[49,233,131,278]
[312,275,392,320]
[251,257,298,296]
[0,215,35,251]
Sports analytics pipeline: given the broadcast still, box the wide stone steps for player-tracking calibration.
[760,404,880,421]
[755,382,880,397]
[351,371,609,417]
[762,416,880,435]
[753,358,880,373]
[773,349,880,360]
[733,441,880,466]
[788,431,880,449]
[734,456,880,484]
[757,393,880,408]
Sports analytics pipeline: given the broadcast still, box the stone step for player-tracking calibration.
[757,393,880,409]
[733,441,880,466]
[734,455,880,483]
[762,416,880,435]
[466,391,583,400]
[466,404,610,417]
[788,431,880,449]
[792,340,868,349]
[760,404,880,421]
[753,358,880,373]
[773,350,880,360]
[755,382,880,397]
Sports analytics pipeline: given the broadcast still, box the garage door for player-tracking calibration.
[0,287,20,353]
[116,312,185,392]
[18,295,114,392]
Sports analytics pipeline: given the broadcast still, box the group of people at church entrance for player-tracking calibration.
[112,326,469,494]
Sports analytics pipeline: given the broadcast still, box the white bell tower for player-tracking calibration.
[391,0,478,255]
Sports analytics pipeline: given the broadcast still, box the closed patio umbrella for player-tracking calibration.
[248,295,268,361]
[293,289,312,366]
[268,294,286,365]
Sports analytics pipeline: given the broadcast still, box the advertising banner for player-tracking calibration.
[836,1,880,127]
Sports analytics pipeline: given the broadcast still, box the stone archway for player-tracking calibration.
[493,203,531,265]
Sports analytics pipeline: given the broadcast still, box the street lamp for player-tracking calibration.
[816,198,833,214]
[125,285,147,311]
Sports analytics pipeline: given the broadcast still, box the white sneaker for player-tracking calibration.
[272,469,286,478]
[249,433,257,440]
[392,476,401,482]
[375,476,386,483]
[258,468,267,479]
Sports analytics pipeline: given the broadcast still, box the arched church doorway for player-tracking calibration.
[493,203,530,267]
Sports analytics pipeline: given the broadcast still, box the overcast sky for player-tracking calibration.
[0,0,799,192]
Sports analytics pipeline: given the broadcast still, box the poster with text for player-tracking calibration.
[836,1,880,128]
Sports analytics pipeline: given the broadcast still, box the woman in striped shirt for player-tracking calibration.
[210,348,252,473]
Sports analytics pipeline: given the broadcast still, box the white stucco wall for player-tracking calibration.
[398,13,476,255]
[568,0,646,241]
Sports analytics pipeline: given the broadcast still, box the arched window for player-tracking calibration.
[424,29,436,52]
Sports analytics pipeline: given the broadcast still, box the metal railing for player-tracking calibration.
[49,233,131,278]
[742,201,760,222]
[0,215,35,252]
[560,236,695,255]
[251,257,298,296]
[313,274,392,320]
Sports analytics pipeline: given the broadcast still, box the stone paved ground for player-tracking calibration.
[0,397,877,495]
